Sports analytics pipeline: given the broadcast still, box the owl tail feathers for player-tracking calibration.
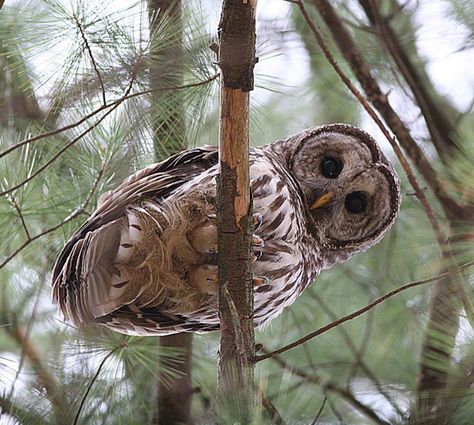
[52,218,140,326]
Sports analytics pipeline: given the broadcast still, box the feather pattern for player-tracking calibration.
[52,125,400,335]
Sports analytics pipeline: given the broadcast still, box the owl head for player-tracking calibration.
[279,124,401,264]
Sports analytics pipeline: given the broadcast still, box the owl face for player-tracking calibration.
[289,124,401,255]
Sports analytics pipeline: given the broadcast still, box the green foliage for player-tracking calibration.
[0,0,473,424]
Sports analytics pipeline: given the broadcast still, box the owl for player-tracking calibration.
[52,124,401,335]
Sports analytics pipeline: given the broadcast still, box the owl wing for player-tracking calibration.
[51,146,218,333]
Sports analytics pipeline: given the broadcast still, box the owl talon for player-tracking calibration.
[252,213,263,230]
[252,235,264,248]
[252,250,263,262]
[253,276,269,286]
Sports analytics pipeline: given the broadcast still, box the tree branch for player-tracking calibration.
[0,75,217,163]
[269,354,390,425]
[255,264,473,362]
[358,0,461,162]
[5,323,64,420]
[216,0,257,422]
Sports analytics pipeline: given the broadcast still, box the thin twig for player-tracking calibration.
[255,263,473,362]
[309,290,405,418]
[6,195,31,240]
[0,163,105,270]
[73,348,118,425]
[74,14,107,105]
[311,396,327,425]
[326,395,346,424]
[259,389,287,425]
[269,354,390,425]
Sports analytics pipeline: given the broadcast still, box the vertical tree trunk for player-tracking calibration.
[157,333,194,425]
[216,1,257,423]
[148,2,194,424]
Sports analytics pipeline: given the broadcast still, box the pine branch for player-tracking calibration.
[0,75,217,162]
[0,396,49,425]
[0,162,105,270]
[73,13,107,105]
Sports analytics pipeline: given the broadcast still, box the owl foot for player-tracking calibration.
[253,276,269,286]
[190,264,219,295]
[189,222,217,254]
[253,213,263,230]
[190,214,264,255]
[190,263,268,295]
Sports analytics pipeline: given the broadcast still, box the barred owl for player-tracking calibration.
[52,124,401,335]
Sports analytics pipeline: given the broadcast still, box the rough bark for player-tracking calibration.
[148,2,194,424]
[216,0,257,422]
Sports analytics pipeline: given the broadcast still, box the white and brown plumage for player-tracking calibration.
[52,124,401,336]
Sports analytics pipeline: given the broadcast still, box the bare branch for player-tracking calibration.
[269,354,390,425]
[255,264,473,362]
[73,348,118,425]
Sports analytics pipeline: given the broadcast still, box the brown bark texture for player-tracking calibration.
[216,0,257,421]
[156,333,194,425]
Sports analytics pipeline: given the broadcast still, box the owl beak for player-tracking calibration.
[310,192,334,210]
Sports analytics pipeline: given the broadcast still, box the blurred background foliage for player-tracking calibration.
[0,0,473,424]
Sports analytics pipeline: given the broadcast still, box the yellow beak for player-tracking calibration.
[310,192,334,210]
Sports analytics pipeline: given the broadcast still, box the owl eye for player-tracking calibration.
[345,192,367,214]
[320,157,342,178]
